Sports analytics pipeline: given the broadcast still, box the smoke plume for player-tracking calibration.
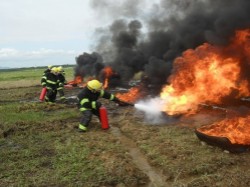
[76,0,250,94]
[74,52,104,78]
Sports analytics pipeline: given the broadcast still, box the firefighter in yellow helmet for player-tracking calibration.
[43,65,53,75]
[57,66,66,101]
[41,67,59,103]
[77,79,129,132]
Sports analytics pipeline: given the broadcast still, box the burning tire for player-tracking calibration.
[195,129,250,153]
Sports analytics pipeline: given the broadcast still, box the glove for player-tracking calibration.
[113,98,132,107]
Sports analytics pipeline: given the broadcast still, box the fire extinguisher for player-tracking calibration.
[99,106,109,130]
[39,87,47,101]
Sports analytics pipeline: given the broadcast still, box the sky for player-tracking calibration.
[0,0,162,68]
[0,0,105,68]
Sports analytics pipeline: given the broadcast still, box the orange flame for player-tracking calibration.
[160,29,250,115]
[198,114,250,145]
[67,76,83,85]
[102,66,114,89]
[116,87,142,103]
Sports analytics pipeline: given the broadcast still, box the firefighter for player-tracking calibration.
[57,66,66,101]
[41,67,59,103]
[43,65,53,75]
[77,79,129,132]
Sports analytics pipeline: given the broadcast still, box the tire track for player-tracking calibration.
[110,126,168,187]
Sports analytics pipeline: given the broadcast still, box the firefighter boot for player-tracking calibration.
[78,124,87,132]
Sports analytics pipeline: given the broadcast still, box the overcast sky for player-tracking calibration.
[0,0,106,68]
[0,0,161,68]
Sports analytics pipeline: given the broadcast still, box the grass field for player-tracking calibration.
[0,67,74,89]
[0,67,250,187]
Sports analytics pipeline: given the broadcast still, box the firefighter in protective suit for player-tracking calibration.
[43,65,53,75]
[57,66,66,100]
[41,67,59,103]
[77,79,129,132]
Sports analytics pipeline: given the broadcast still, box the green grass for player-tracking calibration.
[0,102,78,127]
[0,68,44,81]
[0,67,75,89]
[0,117,146,186]
[0,66,75,82]
[1,67,250,187]
[0,68,148,186]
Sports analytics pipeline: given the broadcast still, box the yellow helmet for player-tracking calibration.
[48,65,53,69]
[51,67,58,73]
[87,80,103,91]
[57,66,63,72]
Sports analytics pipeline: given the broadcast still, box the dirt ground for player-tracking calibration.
[1,85,250,187]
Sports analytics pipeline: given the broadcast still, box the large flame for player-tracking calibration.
[198,114,250,145]
[160,29,250,115]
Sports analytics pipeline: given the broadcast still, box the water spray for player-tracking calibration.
[134,97,164,113]
[133,98,168,124]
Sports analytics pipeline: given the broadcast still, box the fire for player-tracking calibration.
[198,114,250,145]
[75,76,83,84]
[116,87,142,103]
[102,66,114,89]
[65,76,95,88]
[160,29,250,115]
[66,76,83,85]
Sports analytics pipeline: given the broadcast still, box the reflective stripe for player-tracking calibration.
[110,94,115,100]
[91,101,96,109]
[42,82,46,86]
[100,90,104,97]
[79,124,87,131]
[79,107,89,111]
[42,76,47,79]
[47,80,57,84]
[80,98,89,106]
[57,87,63,90]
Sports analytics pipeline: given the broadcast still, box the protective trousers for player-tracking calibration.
[57,88,65,100]
[80,109,100,127]
[45,89,57,103]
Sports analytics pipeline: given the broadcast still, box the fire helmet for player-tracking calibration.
[57,66,63,72]
[87,80,103,91]
[48,65,53,69]
[51,67,59,73]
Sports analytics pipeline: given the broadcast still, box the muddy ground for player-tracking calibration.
[1,85,250,187]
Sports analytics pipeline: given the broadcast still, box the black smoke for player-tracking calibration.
[76,0,250,94]
[74,52,104,78]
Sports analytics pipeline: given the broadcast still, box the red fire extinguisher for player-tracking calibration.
[99,106,109,130]
[39,87,47,101]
